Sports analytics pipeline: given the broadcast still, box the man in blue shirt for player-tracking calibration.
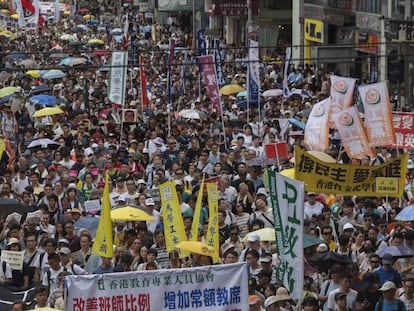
[374,253,402,287]
[92,256,113,274]
[375,281,406,311]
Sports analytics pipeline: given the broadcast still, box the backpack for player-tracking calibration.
[377,298,404,311]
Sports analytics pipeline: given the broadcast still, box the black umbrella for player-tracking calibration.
[309,251,352,273]
[31,85,51,94]
[0,199,27,218]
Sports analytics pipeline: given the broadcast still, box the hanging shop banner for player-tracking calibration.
[66,263,249,311]
[294,147,408,197]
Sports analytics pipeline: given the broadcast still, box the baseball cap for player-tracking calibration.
[382,253,394,265]
[257,188,268,197]
[48,165,56,171]
[307,192,316,196]
[247,234,260,243]
[248,295,261,306]
[59,247,71,255]
[379,281,396,291]
[153,137,163,145]
[145,198,155,206]
[58,238,69,245]
[259,256,272,263]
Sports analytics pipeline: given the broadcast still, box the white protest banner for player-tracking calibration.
[1,250,24,270]
[67,262,248,311]
[84,199,101,213]
[267,171,304,302]
[108,52,128,106]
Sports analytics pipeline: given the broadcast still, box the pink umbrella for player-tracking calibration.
[263,89,283,97]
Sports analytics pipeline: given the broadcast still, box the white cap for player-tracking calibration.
[408,158,414,169]
[343,223,355,232]
[248,234,260,243]
[256,188,268,197]
[145,198,155,206]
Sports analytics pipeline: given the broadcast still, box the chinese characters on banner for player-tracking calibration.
[294,147,408,197]
[304,98,330,151]
[199,55,222,115]
[328,76,356,126]
[267,171,304,302]
[248,40,260,105]
[91,174,113,258]
[108,52,128,106]
[332,106,375,159]
[66,262,249,311]
[159,181,187,256]
[205,183,219,263]
[390,113,414,149]
[214,37,226,88]
[190,177,204,242]
[359,82,395,147]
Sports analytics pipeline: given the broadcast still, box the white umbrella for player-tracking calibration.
[395,204,414,221]
[178,109,207,120]
[263,89,283,97]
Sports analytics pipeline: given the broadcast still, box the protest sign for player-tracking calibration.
[66,262,248,311]
[267,171,304,302]
[1,250,24,270]
[84,199,101,213]
[294,147,408,197]
[390,112,414,149]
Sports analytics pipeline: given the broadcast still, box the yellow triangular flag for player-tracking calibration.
[205,182,220,263]
[91,175,113,258]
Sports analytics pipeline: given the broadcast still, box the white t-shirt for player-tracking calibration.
[42,267,63,294]
[0,260,12,280]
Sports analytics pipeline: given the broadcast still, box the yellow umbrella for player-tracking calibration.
[111,206,154,222]
[0,86,16,98]
[83,14,95,20]
[0,30,16,40]
[243,228,276,242]
[36,308,61,311]
[0,9,9,14]
[63,10,70,15]
[307,150,337,163]
[176,241,216,257]
[33,107,64,118]
[219,84,245,95]
[11,13,18,19]
[280,168,295,179]
[88,38,105,45]
[26,70,41,78]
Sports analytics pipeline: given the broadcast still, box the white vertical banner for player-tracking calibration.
[283,47,291,98]
[54,0,60,23]
[248,39,260,105]
[267,171,304,302]
[13,0,25,28]
[25,0,40,29]
[108,52,128,106]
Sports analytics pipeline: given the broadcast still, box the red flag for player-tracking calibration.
[139,56,149,106]
[21,0,44,24]
[4,134,14,170]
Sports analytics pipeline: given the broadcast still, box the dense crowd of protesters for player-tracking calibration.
[0,5,412,311]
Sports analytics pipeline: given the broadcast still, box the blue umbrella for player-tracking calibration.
[31,84,51,94]
[236,90,263,98]
[288,117,306,130]
[395,204,414,221]
[236,100,265,110]
[377,245,414,258]
[70,26,83,33]
[42,70,66,80]
[59,57,75,66]
[30,95,58,106]
[86,19,99,25]
[0,94,12,105]
[74,217,100,230]
[6,53,28,60]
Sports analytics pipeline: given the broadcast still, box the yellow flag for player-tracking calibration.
[160,181,187,255]
[189,176,204,241]
[0,139,4,161]
[205,182,219,263]
[92,175,113,258]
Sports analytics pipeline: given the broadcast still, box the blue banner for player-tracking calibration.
[214,38,226,88]
[197,29,207,56]
[248,40,260,104]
